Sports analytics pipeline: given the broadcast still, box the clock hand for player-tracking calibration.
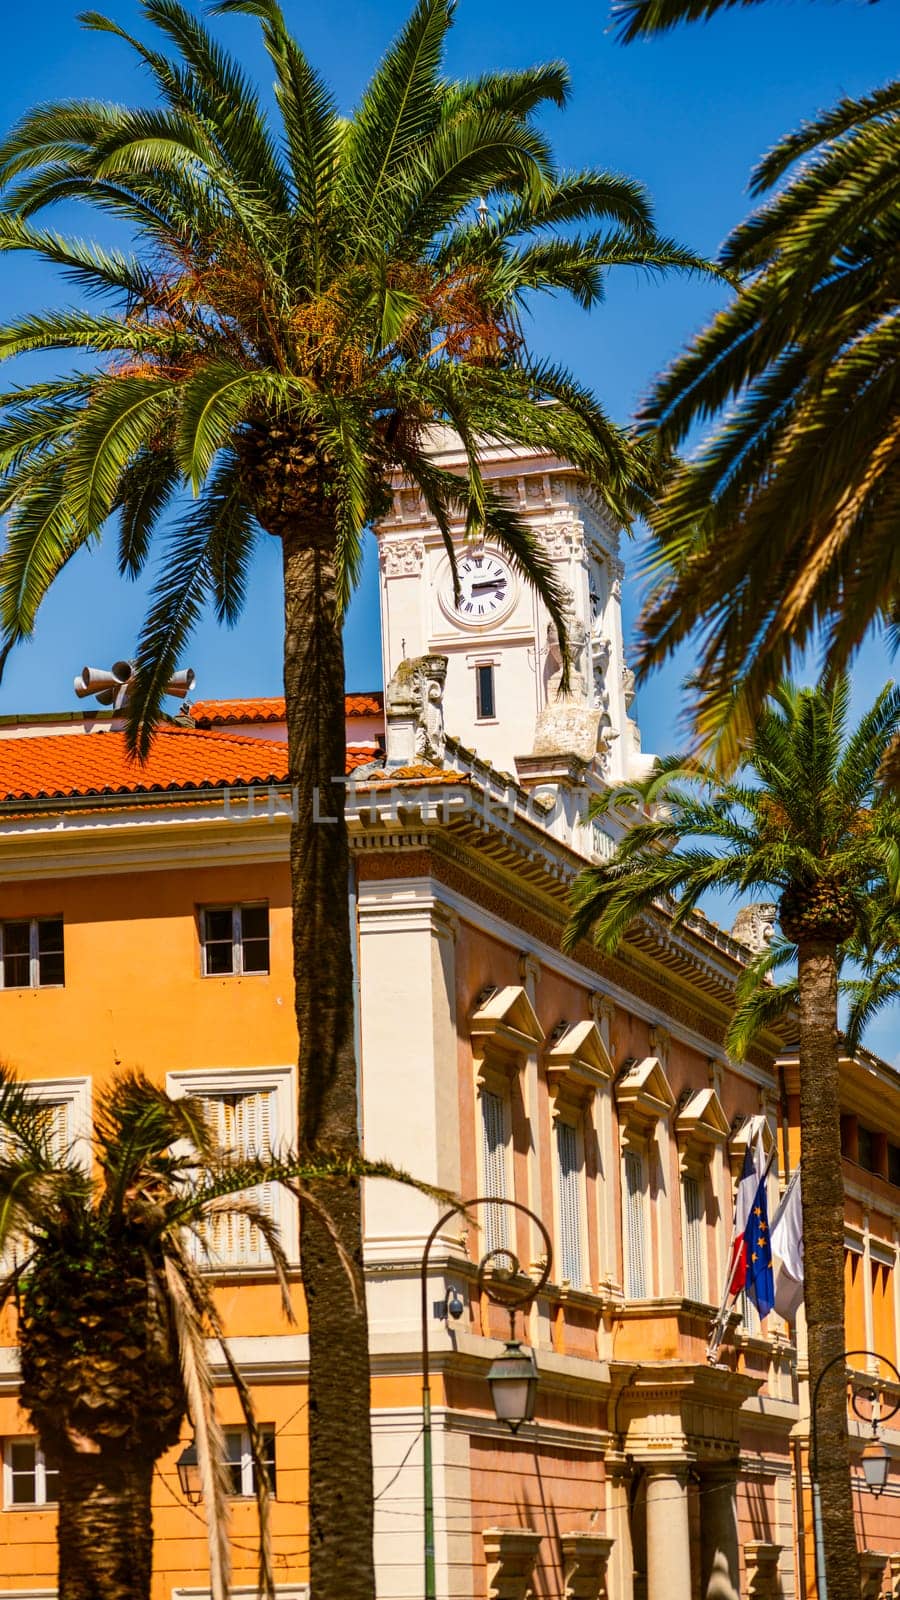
[470,580,505,595]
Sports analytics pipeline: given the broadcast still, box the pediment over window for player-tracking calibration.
[729,1112,776,1178]
[470,984,544,1072]
[545,1020,613,1109]
[615,1056,675,1138]
[676,1088,730,1171]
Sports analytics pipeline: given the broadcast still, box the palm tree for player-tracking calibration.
[603,0,900,764]
[610,0,871,39]
[0,1065,426,1600]
[0,5,711,1592]
[564,675,900,1600]
[632,82,900,765]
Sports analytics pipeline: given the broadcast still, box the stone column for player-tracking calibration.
[645,1463,692,1600]
[700,1468,740,1600]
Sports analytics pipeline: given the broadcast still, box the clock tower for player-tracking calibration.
[376,427,652,785]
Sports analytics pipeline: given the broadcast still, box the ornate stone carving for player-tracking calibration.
[380,538,425,576]
[542,519,585,559]
[731,902,777,954]
[384,653,447,765]
[483,1527,542,1600]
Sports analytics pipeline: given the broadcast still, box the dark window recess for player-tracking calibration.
[201,905,269,977]
[37,920,64,987]
[1,918,64,990]
[888,1144,900,1187]
[857,1123,876,1172]
[3,923,30,989]
[240,905,270,974]
[476,664,496,720]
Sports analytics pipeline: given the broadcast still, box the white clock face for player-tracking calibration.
[450,552,513,624]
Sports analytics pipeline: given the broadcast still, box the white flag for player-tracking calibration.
[771,1163,803,1320]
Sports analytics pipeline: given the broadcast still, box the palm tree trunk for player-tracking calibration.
[57,1450,154,1600]
[796,938,859,1599]
[281,519,375,1600]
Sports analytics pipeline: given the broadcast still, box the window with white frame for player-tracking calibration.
[0,919,64,990]
[622,1147,648,1299]
[223,1425,276,1498]
[681,1173,706,1302]
[3,1438,59,1506]
[14,1079,91,1169]
[479,1087,511,1259]
[200,904,269,977]
[556,1119,584,1288]
[167,1067,295,1269]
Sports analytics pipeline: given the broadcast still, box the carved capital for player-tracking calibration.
[380,538,425,576]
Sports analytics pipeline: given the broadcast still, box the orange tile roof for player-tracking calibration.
[190,692,383,727]
[0,728,293,802]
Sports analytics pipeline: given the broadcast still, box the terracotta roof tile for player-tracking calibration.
[0,728,291,802]
[190,692,383,727]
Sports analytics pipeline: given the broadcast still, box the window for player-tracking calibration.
[480,1088,510,1258]
[682,1174,705,1301]
[622,1148,647,1299]
[556,1120,584,1287]
[4,1439,59,1506]
[167,1067,296,1269]
[889,1144,900,1188]
[223,1426,276,1498]
[0,919,64,990]
[475,664,496,721]
[857,1123,875,1172]
[200,904,269,977]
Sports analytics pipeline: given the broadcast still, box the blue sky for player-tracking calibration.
[1,0,898,1049]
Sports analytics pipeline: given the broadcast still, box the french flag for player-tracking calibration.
[727,1136,766,1296]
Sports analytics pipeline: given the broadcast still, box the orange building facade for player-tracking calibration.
[0,441,897,1599]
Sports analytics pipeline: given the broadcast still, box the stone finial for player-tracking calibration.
[731,903,777,954]
[384,654,447,766]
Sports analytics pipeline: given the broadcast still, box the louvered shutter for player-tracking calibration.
[202,1089,277,1267]
[682,1174,704,1300]
[623,1149,647,1298]
[556,1121,583,1287]
[480,1090,509,1257]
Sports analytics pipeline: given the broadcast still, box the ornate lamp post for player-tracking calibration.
[419,1197,552,1600]
[810,1347,900,1599]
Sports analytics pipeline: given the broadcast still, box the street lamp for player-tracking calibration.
[809,1347,900,1599]
[419,1197,552,1600]
[175,1439,202,1504]
[861,1434,891,1496]
[486,1340,539,1433]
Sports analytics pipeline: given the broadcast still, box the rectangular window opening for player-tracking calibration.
[556,1120,583,1287]
[682,1173,705,1302]
[623,1148,647,1299]
[476,664,496,721]
[5,1439,59,1506]
[0,918,64,991]
[200,904,270,977]
[223,1425,276,1498]
[480,1088,510,1259]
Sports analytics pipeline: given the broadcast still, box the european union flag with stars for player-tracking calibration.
[744,1175,774,1318]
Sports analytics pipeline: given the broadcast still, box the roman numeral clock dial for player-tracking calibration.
[444,553,514,625]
